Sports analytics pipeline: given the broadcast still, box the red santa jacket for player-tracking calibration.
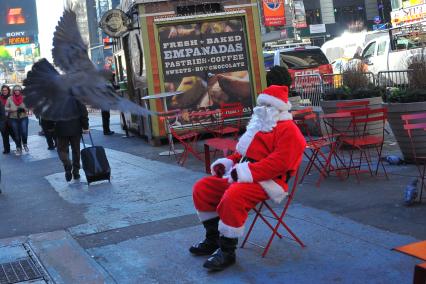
[211,120,306,203]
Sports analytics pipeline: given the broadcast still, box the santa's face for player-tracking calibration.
[247,104,280,133]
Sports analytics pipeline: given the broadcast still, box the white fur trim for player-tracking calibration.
[236,162,253,183]
[259,180,288,203]
[278,111,293,121]
[219,220,245,238]
[236,129,257,156]
[257,94,292,111]
[197,211,218,222]
[211,158,234,176]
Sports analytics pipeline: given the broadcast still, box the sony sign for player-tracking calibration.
[6,31,26,37]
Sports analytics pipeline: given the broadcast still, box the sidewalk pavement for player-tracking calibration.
[0,115,426,283]
[0,115,424,283]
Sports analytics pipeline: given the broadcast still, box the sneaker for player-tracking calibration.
[3,150,10,154]
[104,131,115,136]
[47,146,56,150]
[15,148,22,156]
[23,145,29,152]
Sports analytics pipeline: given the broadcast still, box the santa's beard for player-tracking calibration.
[247,106,280,133]
[236,106,280,155]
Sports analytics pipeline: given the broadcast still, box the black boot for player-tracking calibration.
[64,166,72,182]
[203,236,237,271]
[189,217,219,256]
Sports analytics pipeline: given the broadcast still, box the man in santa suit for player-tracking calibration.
[190,84,306,271]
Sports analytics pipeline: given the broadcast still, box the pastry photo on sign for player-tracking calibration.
[159,18,253,126]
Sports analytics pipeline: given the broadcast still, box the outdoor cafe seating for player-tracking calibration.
[402,112,426,203]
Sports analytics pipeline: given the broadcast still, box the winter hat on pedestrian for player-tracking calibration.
[256,85,291,112]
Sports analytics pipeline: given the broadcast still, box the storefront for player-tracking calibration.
[112,0,265,143]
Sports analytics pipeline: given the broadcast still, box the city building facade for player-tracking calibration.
[73,0,120,69]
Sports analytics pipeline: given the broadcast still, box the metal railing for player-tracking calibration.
[292,71,412,108]
[294,74,324,108]
[377,70,412,90]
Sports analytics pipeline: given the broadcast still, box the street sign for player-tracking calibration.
[374,16,381,24]
[373,24,387,30]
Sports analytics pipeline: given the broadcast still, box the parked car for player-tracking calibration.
[263,45,333,87]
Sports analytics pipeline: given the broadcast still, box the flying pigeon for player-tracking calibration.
[23,8,151,121]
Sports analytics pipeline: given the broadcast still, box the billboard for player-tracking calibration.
[158,18,253,126]
[0,0,38,38]
[262,0,286,27]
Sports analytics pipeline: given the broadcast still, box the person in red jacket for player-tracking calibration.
[190,85,306,271]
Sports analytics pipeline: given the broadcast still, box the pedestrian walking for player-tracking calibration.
[0,85,12,154]
[40,118,56,150]
[5,85,29,155]
[55,99,89,182]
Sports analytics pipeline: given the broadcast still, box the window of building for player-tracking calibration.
[333,4,367,31]
[306,9,322,25]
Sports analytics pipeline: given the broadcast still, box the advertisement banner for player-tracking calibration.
[391,3,426,26]
[158,19,253,126]
[262,0,286,27]
[0,0,38,38]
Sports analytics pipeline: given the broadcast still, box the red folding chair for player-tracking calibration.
[210,102,244,139]
[160,110,203,166]
[292,107,343,186]
[169,126,203,165]
[341,108,388,182]
[402,112,426,203]
[241,166,305,258]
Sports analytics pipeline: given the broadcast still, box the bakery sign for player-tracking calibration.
[99,9,131,38]
[391,3,426,26]
[159,31,248,81]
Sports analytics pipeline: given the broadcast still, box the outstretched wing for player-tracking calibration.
[24,59,152,120]
[23,59,82,120]
[52,9,95,73]
[68,76,152,118]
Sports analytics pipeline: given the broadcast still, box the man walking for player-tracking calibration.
[55,99,89,181]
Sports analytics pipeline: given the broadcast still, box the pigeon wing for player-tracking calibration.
[52,9,95,73]
[69,77,152,117]
[23,59,82,121]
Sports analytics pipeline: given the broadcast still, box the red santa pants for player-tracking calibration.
[193,176,268,238]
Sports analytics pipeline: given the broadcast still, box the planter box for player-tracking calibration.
[385,101,426,162]
[320,97,384,138]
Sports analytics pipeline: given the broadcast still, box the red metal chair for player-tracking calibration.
[241,166,304,258]
[292,107,343,186]
[341,108,388,182]
[402,112,426,202]
[210,102,244,139]
[160,110,203,166]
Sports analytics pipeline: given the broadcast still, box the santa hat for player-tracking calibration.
[256,85,291,112]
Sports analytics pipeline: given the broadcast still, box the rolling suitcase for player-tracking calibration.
[81,132,111,185]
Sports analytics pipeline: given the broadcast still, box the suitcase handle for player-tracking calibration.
[81,131,94,148]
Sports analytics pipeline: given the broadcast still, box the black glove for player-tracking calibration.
[230,168,238,182]
[213,164,226,178]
